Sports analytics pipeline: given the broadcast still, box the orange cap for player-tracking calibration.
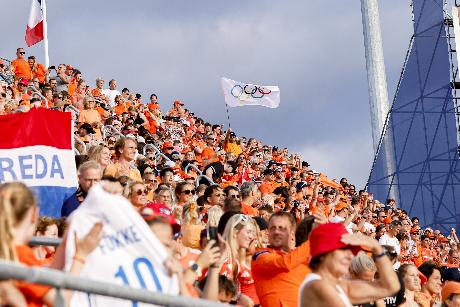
[335,201,349,212]
[442,281,460,302]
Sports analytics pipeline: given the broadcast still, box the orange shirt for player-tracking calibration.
[16,245,51,307]
[201,147,217,166]
[252,241,311,307]
[68,78,77,97]
[31,63,47,83]
[259,181,277,194]
[12,58,32,80]
[91,88,105,98]
[241,202,259,216]
[114,102,131,115]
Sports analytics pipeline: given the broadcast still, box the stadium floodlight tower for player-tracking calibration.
[360,0,399,201]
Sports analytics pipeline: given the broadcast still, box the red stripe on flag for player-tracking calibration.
[0,108,72,149]
[25,21,44,47]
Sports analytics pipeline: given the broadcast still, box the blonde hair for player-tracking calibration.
[0,182,36,261]
[222,214,256,279]
[123,181,145,198]
[87,145,109,165]
[350,253,377,277]
[182,202,199,225]
[206,206,223,228]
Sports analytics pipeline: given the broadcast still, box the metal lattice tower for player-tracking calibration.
[367,0,460,232]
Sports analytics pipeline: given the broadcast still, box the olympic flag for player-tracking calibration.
[65,184,179,307]
[221,77,280,108]
[0,108,77,217]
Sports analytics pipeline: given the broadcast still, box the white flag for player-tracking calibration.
[65,184,179,307]
[221,77,280,108]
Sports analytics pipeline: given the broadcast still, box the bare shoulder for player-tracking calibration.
[300,280,346,307]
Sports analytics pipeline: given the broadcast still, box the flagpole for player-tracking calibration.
[224,102,232,129]
[42,0,50,68]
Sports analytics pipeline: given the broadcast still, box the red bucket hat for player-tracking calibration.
[309,223,362,260]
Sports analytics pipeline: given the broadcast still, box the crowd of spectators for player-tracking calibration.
[1,47,460,307]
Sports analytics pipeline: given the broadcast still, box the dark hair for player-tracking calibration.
[268,211,296,230]
[223,198,241,213]
[308,255,324,270]
[218,211,240,235]
[258,204,274,214]
[223,185,239,196]
[174,181,190,199]
[203,184,221,203]
[159,167,174,178]
[418,261,441,279]
[197,275,237,297]
[122,88,129,93]
[295,215,315,247]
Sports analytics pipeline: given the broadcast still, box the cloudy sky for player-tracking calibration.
[2,0,417,187]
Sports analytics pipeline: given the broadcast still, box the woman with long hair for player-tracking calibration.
[0,182,102,306]
[418,261,442,306]
[87,144,112,172]
[221,214,259,306]
[175,181,196,207]
[398,264,425,307]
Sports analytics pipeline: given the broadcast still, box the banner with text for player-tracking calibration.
[65,184,179,307]
[0,107,77,216]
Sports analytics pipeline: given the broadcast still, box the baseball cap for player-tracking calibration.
[443,268,460,283]
[442,281,460,302]
[263,169,274,176]
[309,223,361,260]
[140,202,180,231]
[335,201,349,212]
[80,123,95,134]
[173,100,184,105]
[162,141,173,150]
[18,78,28,86]
[296,181,308,190]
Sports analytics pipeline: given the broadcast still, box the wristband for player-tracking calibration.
[73,255,86,264]
[372,251,386,260]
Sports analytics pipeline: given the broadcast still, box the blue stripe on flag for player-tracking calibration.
[32,186,77,217]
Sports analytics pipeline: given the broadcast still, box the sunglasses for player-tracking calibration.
[181,189,195,195]
[18,52,25,55]
[229,194,239,199]
[57,96,63,99]
[135,189,148,196]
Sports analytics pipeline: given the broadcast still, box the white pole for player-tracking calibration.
[360,0,399,201]
[41,0,49,68]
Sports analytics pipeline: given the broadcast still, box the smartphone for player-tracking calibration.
[208,226,218,243]
[48,66,56,70]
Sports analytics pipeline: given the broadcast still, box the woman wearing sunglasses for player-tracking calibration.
[175,182,196,207]
[124,181,148,212]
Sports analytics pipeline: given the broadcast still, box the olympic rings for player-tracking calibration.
[230,84,272,99]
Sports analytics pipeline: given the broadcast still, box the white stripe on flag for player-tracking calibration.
[0,145,77,187]
[28,0,43,28]
[221,77,280,108]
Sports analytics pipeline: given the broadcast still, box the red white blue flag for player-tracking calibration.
[25,0,45,47]
[0,108,77,216]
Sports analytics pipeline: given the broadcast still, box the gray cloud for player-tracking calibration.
[2,0,414,187]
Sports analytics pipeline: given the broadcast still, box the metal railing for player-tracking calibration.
[143,143,161,156]
[102,124,124,139]
[74,136,87,155]
[29,236,62,247]
[25,85,49,108]
[0,260,226,307]
[64,104,80,116]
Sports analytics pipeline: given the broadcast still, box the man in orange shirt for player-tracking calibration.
[11,48,32,80]
[259,168,277,195]
[28,56,47,84]
[252,212,311,307]
[240,181,260,216]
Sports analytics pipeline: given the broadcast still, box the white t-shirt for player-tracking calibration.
[379,233,401,269]
[102,89,121,107]
[363,222,376,233]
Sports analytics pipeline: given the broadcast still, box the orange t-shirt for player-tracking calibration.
[12,59,32,80]
[31,63,47,83]
[16,245,51,307]
[259,181,277,194]
[241,202,259,216]
[201,147,217,166]
[252,241,310,307]
[114,102,131,115]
